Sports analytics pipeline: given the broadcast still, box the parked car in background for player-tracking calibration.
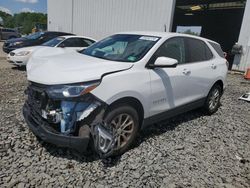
[3,31,74,53]
[0,27,21,40]
[7,35,96,67]
[23,32,228,158]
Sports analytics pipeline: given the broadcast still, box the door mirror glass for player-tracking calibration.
[152,57,178,68]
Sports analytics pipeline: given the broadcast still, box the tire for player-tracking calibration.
[204,84,222,115]
[104,105,140,156]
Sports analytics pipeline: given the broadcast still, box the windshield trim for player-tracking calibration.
[82,34,161,63]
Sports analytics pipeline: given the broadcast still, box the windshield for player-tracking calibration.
[82,34,160,62]
[25,32,44,40]
[42,37,65,47]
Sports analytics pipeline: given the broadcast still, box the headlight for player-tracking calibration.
[47,81,100,98]
[15,51,31,56]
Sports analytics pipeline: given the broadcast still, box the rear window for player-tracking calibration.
[185,38,213,62]
[209,42,225,58]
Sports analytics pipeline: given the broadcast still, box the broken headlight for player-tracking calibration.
[47,81,100,98]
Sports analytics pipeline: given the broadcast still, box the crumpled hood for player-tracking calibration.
[27,49,134,85]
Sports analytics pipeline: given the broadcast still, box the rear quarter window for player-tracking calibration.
[185,38,213,63]
[209,42,225,58]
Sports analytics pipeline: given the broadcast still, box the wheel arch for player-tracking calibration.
[206,79,224,96]
[212,79,224,92]
[105,97,144,127]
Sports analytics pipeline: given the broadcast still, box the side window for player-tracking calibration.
[155,37,186,64]
[83,39,95,46]
[59,38,89,47]
[44,33,57,41]
[209,42,224,58]
[185,38,213,63]
[59,38,75,47]
[78,38,94,47]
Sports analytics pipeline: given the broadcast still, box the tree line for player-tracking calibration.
[0,11,47,34]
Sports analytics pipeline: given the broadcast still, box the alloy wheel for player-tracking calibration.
[110,113,135,149]
[208,88,220,111]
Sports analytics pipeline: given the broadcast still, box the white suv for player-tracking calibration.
[23,32,228,157]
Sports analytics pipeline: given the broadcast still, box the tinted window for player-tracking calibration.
[185,38,213,62]
[83,39,95,46]
[154,37,186,64]
[209,42,224,58]
[59,38,89,47]
[42,37,65,47]
[43,33,59,41]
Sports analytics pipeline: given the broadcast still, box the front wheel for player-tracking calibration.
[204,84,222,115]
[104,105,140,156]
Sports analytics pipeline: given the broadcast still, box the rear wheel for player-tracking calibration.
[204,84,222,114]
[104,105,139,155]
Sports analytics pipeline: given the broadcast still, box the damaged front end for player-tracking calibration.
[23,81,117,157]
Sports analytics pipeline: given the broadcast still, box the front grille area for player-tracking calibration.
[26,82,48,121]
[26,82,60,132]
[4,42,10,47]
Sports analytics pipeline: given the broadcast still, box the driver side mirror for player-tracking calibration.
[148,57,178,68]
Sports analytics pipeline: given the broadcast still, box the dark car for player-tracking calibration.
[3,31,74,53]
[0,28,21,40]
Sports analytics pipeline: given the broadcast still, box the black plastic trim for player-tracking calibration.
[142,98,206,128]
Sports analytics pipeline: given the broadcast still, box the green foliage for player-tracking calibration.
[182,29,200,36]
[0,11,47,34]
[0,11,13,27]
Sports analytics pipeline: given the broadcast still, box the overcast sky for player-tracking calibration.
[0,0,47,15]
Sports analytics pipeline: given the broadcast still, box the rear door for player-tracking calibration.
[183,37,215,99]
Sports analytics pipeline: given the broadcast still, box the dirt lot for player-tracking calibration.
[0,58,249,187]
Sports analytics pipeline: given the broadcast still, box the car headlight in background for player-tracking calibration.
[15,51,31,56]
[46,81,100,98]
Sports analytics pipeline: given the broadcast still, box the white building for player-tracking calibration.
[48,0,250,72]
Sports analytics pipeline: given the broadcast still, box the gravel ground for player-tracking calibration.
[0,60,249,188]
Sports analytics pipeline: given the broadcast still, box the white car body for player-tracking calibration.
[24,32,228,156]
[7,35,96,66]
[27,32,227,119]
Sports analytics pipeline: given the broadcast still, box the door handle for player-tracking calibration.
[211,64,217,69]
[182,69,191,75]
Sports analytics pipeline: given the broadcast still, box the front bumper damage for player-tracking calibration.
[23,82,116,157]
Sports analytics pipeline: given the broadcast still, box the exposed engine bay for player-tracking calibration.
[23,81,117,158]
